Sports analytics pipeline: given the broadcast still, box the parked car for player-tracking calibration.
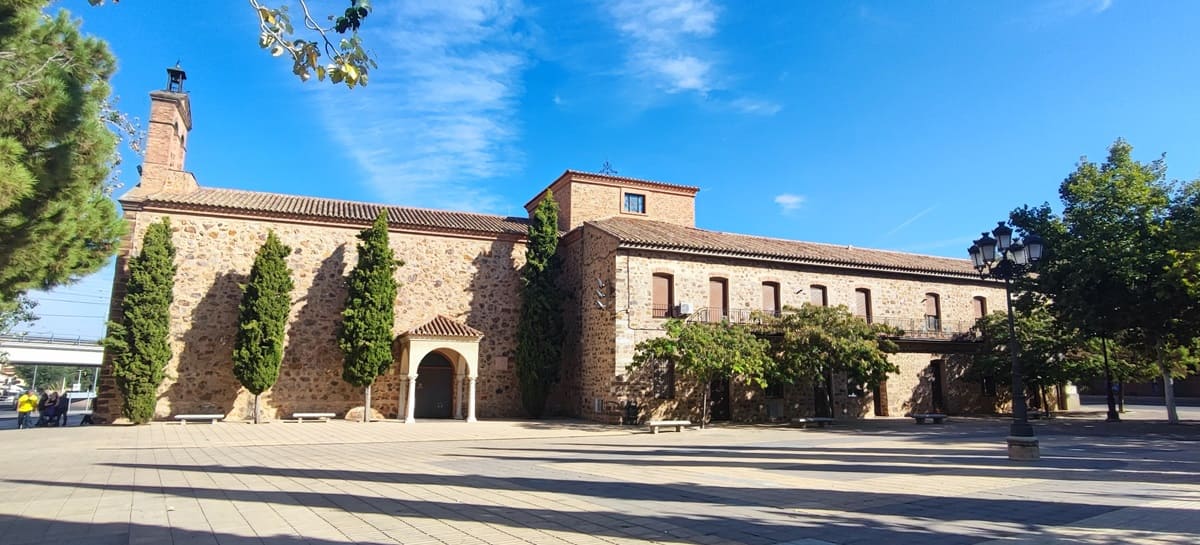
[0,391,17,410]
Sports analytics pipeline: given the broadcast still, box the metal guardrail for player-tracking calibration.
[0,333,102,346]
[671,307,977,341]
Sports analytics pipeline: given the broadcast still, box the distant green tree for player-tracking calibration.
[338,211,399,422]
[13,365,97,392]
[632,319,771,428]
[233,231,294,424]
[766,304,900,417]
[965,306,1102,414]
[104,218,176,424]
[515,191,564,417]
[0,1,124,310]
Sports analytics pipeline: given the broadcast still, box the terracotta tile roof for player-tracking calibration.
[588,217,983,279]
[407,315,484,338]
[125,187,529,237]
[562,170,700,193]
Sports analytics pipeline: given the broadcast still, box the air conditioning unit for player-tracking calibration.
[677,302,694,315]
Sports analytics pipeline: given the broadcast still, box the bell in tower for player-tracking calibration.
[166,63,186,93]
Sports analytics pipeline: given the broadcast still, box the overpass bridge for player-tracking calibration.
[0,334,104,367]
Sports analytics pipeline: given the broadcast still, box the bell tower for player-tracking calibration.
[130,64,198,196]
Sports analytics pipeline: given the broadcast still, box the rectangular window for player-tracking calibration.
[924,293,941,332]
[855,288,872,323]
[761,282,780,316]
[623,193,646,214]
[810,285,827,307]
[652,274,673,318]
[972,296,988,320]
[709,278,728,322]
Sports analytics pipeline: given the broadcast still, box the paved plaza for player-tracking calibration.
[0,405,1197,545]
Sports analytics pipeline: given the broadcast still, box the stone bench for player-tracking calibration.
[791,417,834,428]
[647,420,691,434]
[290,412,336,423]
[910,413,946,424]
[174,414,225,425]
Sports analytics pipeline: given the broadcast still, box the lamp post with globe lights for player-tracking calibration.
[969,221,1044,461]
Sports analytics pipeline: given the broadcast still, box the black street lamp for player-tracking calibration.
[969,221,1044,461]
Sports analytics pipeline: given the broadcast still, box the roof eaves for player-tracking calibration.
[615,241,988,281]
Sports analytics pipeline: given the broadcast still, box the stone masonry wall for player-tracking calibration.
[96,210,526,422]
[561,181,695,231]
[571,228,621,420]
[609,249,1010,421]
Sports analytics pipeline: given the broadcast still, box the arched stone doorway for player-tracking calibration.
[396,315,484,423]
[415,352,454,419]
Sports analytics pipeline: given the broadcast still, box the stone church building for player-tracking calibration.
[94,71,1055,424]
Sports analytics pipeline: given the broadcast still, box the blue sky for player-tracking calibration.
[15,0,1200,339]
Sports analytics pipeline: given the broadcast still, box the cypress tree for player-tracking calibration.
[0,2,124,307]
[515,191,564,417]
[233,230,294,424]
[338,211,399,422]
[104,218,176,424]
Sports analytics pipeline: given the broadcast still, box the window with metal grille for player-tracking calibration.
[652,273,673,318]
[924,293,941,331]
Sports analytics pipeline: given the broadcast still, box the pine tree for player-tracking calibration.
[104,218,176,424]
[233,231,294,424]
[338,211,399,422]
[515,191,564,417]
[0,2,124,308]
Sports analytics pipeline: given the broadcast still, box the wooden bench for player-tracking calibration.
[647,420,691,434]
[291,412,336,423]
[174,414,225,425]
[791,417,834,428]
[910,413,946,424]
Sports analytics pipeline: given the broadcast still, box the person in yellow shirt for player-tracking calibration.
[16,390,37,429]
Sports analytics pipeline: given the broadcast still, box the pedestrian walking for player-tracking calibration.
[16,390,37,429]
[56,392,70,427]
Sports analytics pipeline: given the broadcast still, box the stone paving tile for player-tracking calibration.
[2,416,1200,544]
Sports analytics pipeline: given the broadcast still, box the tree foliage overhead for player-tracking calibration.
[0,0,124,307]
[338,211,399,420]
[1011,139,1200,422]
[515,191,564,418]
[233,230,294,423]
[632,319,771,427]
[104,218,176,424]
[248,0,375,87]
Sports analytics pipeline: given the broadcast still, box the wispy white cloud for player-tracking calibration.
[731,98,782,116]
[885,205,937,237]
[318,0,532,213]
[606,0,719,94]
[774,193,805,214]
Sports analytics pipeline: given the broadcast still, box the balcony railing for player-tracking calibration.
[874,317,976,340]
[688,308,780,324]
[661,307,977,341]
[651,304,674,319]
